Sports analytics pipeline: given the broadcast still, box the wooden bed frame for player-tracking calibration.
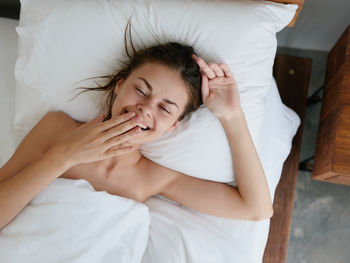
[261,1,308,262]
[263,54,311,263]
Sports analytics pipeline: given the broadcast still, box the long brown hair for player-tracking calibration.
[73,16,202,121]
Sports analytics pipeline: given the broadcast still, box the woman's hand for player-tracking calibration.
[192,54,241,120]
[48,112,142,167]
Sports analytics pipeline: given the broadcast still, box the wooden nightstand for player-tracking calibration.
[313,25,350,186]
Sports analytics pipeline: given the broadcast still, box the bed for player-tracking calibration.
[0,1,307,262]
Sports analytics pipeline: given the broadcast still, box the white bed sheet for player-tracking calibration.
[0,17,300,263]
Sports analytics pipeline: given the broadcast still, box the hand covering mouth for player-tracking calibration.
[124,109,151,130]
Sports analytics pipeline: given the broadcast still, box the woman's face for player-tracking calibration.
[111,62,189,145]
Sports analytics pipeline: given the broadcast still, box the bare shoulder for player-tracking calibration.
[0,111,81,183]
[26,111,82,149]
[41,111,82,132]
[43,111,83,126]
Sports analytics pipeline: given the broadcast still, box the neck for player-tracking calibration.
[105,145,143,171]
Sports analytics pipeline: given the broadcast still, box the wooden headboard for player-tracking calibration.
[266,0,305,27]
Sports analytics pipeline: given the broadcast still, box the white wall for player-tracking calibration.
[277,0,350,51]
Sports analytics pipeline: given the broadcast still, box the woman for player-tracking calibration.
[0,21,273,231]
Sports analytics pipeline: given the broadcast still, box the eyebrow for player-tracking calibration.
[138,77,179,109]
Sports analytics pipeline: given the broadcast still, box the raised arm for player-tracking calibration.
[154,55,273,221]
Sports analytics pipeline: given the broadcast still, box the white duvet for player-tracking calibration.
[0,179,150,263]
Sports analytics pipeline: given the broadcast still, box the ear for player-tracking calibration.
[114,79,125,95]
[166,119,180,133]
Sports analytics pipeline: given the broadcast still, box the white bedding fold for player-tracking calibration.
[0,178,150,263]
[142,196,255,263]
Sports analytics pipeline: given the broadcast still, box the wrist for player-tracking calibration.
[218,107,245,123]
[43,146,74,171]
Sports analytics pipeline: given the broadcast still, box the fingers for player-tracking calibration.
[192,54,216,79]
[192,54,233,79]
[104,126,141,148]
[105,145,135,158]
[97,111,136,132]
[209,63,224,77]
[218,63,233,77]
[101,115,142,142]
[109,142,132,150]
[201,73,209,101]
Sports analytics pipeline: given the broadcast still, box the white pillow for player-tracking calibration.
[14,0,297,183]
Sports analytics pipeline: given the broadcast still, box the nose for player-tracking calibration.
[136,103,153,119]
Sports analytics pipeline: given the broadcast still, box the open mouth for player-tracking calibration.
[136,123,150,131]
[124,109,151,131]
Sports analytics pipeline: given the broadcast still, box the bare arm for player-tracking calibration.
[219,109,273,219]
[157,108,273,221]
[0,150,70,230]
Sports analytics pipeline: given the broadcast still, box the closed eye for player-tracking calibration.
[160,106,170,114]
[136,88,146,96]
[136,87,170,114]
